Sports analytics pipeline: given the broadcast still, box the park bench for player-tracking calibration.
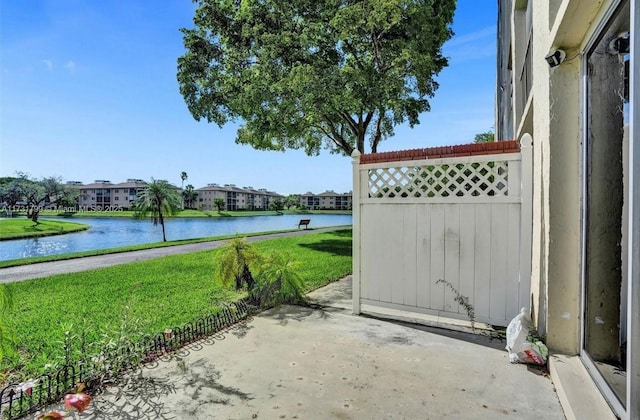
[297,219,311,230]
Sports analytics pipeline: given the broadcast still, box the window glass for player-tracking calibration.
[583,0,630,410]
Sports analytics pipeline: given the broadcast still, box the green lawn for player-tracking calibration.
[1,229,352,381]
[0,218,89,240]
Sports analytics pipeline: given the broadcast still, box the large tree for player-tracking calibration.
[213,197,226,213]
[1,174,79,220]
[40,176,79,210]
[284,194,300,210]
[0,178,23,217]
[269,198,285,213]
[135,179,182,242]
[13,173,48,223]
[178,0,456,156]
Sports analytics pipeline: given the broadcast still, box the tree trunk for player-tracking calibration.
[242,264,255,290]
[159,211,166,242]
[30,207,40,223]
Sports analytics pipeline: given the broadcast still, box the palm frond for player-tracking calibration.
[133,179,182,241]
[214,237,262,289]
[252,251,306,307]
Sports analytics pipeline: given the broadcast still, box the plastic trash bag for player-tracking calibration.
[506,308,548,365]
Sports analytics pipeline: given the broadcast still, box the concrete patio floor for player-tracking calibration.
[34,277,565,419]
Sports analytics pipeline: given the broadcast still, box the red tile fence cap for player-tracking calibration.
[359,140,520,164]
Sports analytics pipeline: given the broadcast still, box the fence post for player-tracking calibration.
[351,150,362,315]
[519,134,534,313]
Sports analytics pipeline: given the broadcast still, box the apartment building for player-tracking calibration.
[195,184,282,211]
[76,179,150,210]
[497,1,638,418]
[299,191,351,210]
[299,192,320,210]
[70,179,347,213]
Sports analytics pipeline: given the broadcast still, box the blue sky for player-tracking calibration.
[0,0,497,195]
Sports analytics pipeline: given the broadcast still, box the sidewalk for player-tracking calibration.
[33,277,566,420]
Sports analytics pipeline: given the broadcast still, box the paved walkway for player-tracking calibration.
[33,277,565,420]
[0,226,349,283]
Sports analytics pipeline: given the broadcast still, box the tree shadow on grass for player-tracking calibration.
[298,239,352,257]
[326,229,352,238]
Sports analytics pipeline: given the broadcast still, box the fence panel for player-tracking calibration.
[352,139,533,327]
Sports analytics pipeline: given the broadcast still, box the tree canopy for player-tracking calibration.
[474,130,495,143]
[269,198,284,212]
[284,194,300,209]
[182,184,197,209]
[213,197,226,212]
[178,0,456,156]
[0,174,78,222]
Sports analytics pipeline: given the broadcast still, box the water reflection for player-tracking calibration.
[0,214,352,261]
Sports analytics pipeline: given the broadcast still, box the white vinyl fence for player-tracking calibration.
[352,136,533,327]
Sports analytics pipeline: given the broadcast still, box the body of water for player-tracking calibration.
[0,214,352,261]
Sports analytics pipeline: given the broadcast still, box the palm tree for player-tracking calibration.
[182,184,197,209]
[251,251,306,308]
[180,172,188,209]
[135,179,181,242]
[214,238,306,308]
[215,237,262,290]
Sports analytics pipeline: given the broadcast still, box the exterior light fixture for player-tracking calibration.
[545,49,566,68]
[608,31,630,54]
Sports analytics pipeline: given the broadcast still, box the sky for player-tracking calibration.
[0,0,497,196]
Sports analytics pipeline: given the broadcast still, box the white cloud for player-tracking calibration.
[444,26,497,64]
[64,60,76,74]
[447,45,496,64]
[42,59,53,70]
[446,26,496,48]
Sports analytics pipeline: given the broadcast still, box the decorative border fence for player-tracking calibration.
[352,137,533,327]
[0,299,253,420]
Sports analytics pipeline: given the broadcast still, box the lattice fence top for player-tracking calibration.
[368,160,510,199]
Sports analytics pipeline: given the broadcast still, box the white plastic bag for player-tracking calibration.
[506,308,548,365]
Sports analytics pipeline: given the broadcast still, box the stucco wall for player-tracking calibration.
[520,0,611,354]
[545,56,582,354]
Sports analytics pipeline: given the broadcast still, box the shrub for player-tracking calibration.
[215,237,306,308]
[250,252,306,308]
[214,237,262,289]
